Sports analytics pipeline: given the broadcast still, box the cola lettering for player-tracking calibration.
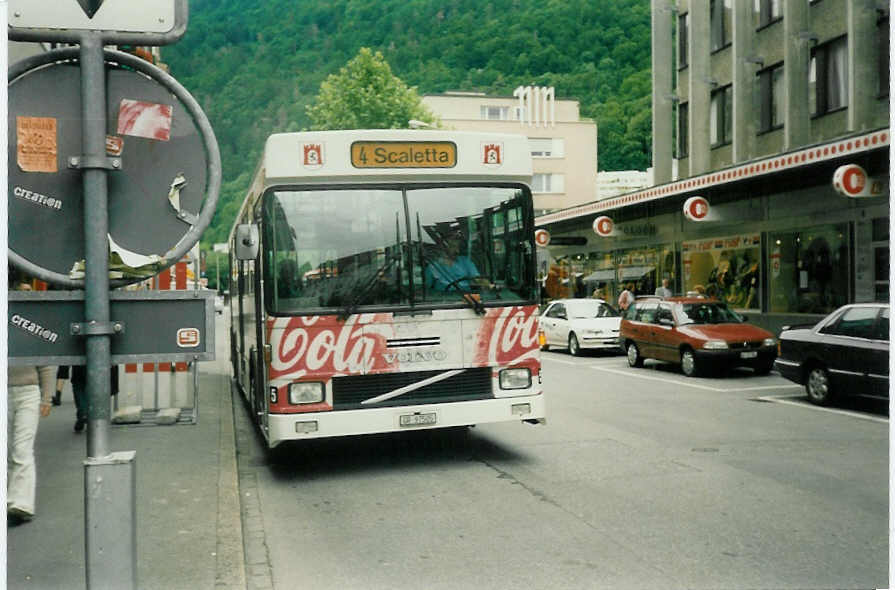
[268,314,392,379]
[476,306,539,366]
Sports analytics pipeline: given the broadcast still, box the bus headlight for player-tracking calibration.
[499,368,531,390]
[289,382,324,405]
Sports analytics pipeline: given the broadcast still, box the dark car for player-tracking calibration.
[620,297,777,377]
[775,303,889,405]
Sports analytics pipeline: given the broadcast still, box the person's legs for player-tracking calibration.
[7,384,41,518]
[73,379,88,432]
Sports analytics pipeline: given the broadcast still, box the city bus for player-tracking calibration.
[228,129,544,447]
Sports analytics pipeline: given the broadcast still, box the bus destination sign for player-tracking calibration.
[351,141,457,169]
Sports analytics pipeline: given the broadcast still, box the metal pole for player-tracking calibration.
[81,35,111,457]
[80,34,137,590]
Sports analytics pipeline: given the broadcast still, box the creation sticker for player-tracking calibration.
[16,116,58,173]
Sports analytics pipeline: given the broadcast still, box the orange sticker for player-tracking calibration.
[16,117,58,173]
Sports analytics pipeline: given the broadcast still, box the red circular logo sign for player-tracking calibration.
[684,197,709,221]
[534,229,550,247]
[835,165,867,196]
[593,216,613,237]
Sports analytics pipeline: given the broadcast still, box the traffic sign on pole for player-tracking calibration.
[8,0,187,44]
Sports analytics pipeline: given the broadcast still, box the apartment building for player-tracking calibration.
[422,89,598,216]
[533,0,889,333]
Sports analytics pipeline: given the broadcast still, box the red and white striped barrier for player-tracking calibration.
[118,258,195,420]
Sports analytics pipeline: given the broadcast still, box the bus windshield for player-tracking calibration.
[262,185,536,314]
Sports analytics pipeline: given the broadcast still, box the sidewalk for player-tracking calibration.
[6,362,245,590]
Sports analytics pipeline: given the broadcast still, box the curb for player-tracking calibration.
[215,374,247,589]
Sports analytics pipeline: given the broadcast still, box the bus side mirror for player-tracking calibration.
[235,224,259,260]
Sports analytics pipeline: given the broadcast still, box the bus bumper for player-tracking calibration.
[265,393,546,447]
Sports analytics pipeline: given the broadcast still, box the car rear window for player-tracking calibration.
[822,307,879,339]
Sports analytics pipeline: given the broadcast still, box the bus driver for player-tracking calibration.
[425,231,482,292]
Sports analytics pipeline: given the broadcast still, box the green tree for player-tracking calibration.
[306,47,437,130]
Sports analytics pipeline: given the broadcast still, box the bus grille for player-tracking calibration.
[331,368,493,410]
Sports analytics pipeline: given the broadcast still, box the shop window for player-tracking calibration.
[758,63,784,133]
[754,0,782,28]
[580,245,675,305]
[678,12,689,68]
[682,234,761,310]
[677,102,689,158]
[768,224,849,314]
[710,85,732,146]
[809,36,848,116]
[872,217,889,302]
[710,0,732,51]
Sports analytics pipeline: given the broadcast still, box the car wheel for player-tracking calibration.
[680,348,700,377]
[805,366,833,405]
[626,342,644,368]
[568,333,581,356]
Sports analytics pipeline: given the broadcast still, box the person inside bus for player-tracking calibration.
[425,231,485,292]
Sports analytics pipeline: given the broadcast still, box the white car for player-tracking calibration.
[539,298,622,356]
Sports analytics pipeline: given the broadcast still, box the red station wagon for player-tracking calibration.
[619,297,777,377]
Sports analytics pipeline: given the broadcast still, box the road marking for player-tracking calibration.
[541,356,577,366]
[588,365,803,393]
[755,395,889,424]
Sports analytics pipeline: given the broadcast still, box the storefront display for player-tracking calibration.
[682,234,761,310]
[767,224,848,314]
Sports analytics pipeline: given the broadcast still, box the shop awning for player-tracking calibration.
[583,270,615,282]
[619,266,654,279]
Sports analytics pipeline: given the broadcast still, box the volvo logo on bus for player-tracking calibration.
[383,349,449,364]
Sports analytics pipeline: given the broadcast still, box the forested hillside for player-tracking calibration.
[164,0,651,244]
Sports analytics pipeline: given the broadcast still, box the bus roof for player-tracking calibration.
[262,129,533,187]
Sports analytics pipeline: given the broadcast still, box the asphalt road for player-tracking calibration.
[232,345,889,590]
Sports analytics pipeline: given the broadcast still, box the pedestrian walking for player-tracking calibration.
[617,282,635,311]
[7,277,55,525]
[68,364,119,433]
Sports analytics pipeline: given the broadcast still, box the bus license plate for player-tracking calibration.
[740,351,758,359]
[400,412,437,427]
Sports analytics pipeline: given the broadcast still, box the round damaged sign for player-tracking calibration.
[8,49,218,285]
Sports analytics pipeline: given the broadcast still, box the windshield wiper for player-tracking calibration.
[338,255,399,321]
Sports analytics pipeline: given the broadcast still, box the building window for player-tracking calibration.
[879,13,889,97]
[677,102,689,158]
[678,13,689,68]
[531,173,564,193]
[754,0,782,28]
[758,63,784,132]
[809,36,848,116]
[529,138,564,158]
[710,85,732,146]
[480,105,510,120]
[710,0,732,51]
